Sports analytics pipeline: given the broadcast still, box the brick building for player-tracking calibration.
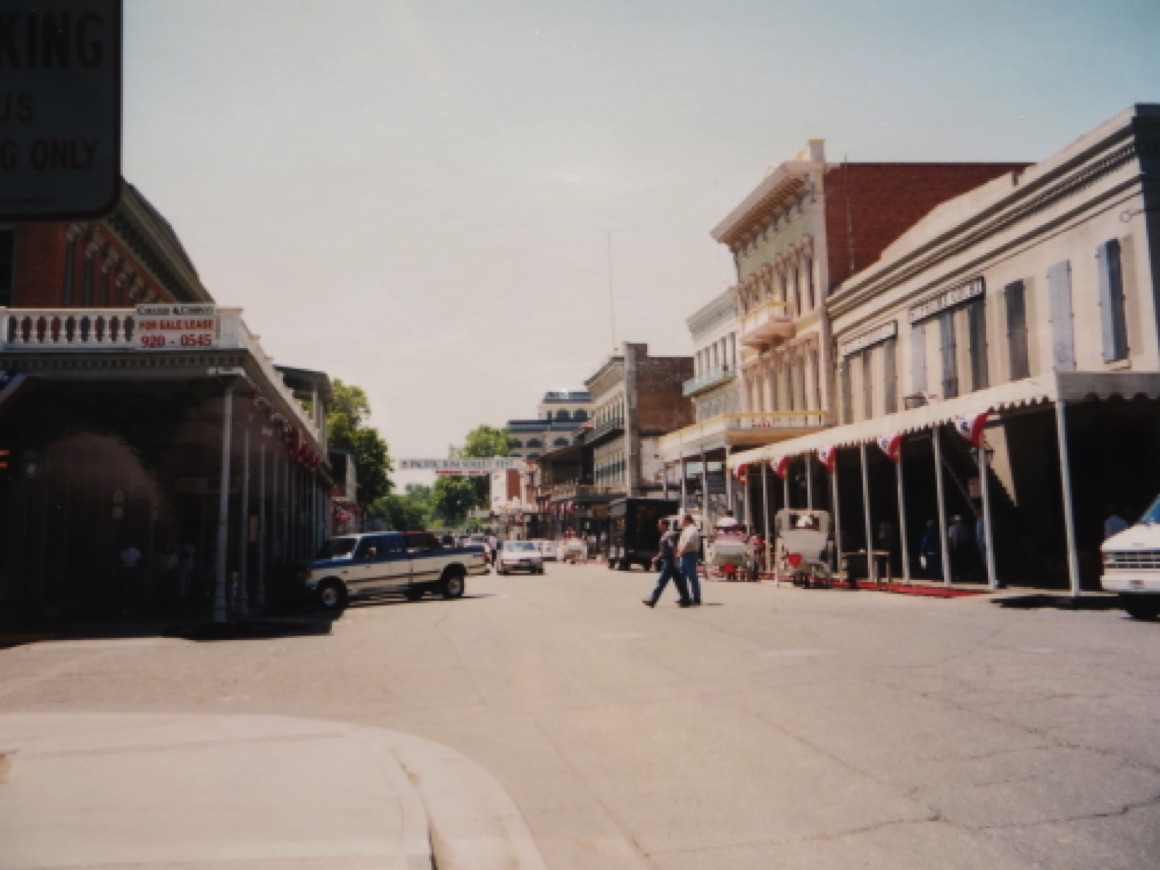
[0,182,331,622]
[661,140,1028,527]
[731,104,1160,593]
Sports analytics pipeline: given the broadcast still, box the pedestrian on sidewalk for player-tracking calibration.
[676,514,702,606]
[948,515,970,581]
[920,520,941,579]
[643,520,691,608]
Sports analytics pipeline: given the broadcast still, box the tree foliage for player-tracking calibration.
[373,484,432,531]
[327,379,392,505]
[431,425,514,526]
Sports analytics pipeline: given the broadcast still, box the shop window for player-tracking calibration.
[1047,260,1075,371]
[1096,239,1128,362]
[967,297,988,392]
[1005,280,1030,380]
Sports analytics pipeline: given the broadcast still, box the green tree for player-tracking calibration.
[328,379,393,505]
[373,484,432,531]
[431,425,514,526]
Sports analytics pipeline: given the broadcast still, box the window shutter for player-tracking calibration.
[862,350,874,420]
[968,298,989,391]
[940,311,958,399]
[1097,239,1128,362]
[1047,261,1075,371]
[910,322,926,396]
[840,361,853,425]
[883,338,898,414]
[1005,280,1029,380]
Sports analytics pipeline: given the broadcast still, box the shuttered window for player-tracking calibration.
[840,361,853,424]
[1005,280,1029,380]
[862,349,874,420]
[967,298,989,392]
[910,322,926,397]
[1097,239,1128,362]
[1048,260,1075,371]
[940,310,958,399]
[883,337,898,414]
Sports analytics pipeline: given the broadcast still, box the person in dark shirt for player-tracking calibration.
[643,520,692,608]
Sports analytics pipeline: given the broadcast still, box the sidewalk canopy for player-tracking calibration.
[727,371,1160,468]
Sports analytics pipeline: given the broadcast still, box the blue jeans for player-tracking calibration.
[647,559,690,604]
[679,553,701,603]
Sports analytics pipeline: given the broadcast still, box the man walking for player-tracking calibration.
[643,520,691,608]
[676,514,702,606]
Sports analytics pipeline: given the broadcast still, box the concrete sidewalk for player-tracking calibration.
[0,712,546,870]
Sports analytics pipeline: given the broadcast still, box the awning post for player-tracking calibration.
[806,453,813,509]
[762,462,771,582]
[860,443,876,584]
[725,446,732,513]
[831,457,842,576]
[980,441,998,590]
[933,427,951,587]
[1055,401,1082,597]
[896,443,910,583]
[257,439,267,610]
[238,420,251,617]
[212,383,234,623]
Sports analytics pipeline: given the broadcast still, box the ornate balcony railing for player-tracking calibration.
[550,482,622,500]
[739,299,794,349]
[589,416,625,442]
[0,306,322,444]
[682,365,735,397]
[727,410,829,431]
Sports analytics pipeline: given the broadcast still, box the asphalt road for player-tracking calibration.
[2,562,1159,869]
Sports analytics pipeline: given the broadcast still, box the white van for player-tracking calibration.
[1100,498,1160,620]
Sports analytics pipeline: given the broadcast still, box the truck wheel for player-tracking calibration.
[617,559,630,571]
[1121,595,1160,620]
[316,580,347,612]
[443,571,466,599]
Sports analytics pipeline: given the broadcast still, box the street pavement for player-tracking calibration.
[1,562,1159,868]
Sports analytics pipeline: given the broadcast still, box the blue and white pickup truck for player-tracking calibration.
[303,530,490,611]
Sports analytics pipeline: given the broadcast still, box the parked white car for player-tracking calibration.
[496,540,545,575]
[1101,498,1160,620]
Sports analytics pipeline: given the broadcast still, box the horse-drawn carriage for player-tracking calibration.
[773,509,834,588]
[705,516,758,581]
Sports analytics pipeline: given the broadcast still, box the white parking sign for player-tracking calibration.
[0,1,122,220]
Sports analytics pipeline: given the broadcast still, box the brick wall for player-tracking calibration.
[12,220,185,309]
[634,351,694,434]
[823,163,1029,290]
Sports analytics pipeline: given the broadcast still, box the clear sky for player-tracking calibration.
[122,0,1160,487]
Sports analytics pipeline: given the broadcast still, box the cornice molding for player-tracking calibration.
[832,127,1151,317]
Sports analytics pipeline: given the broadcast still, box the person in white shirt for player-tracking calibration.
[676,515,702,606]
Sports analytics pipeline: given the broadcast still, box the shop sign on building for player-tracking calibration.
[0,0,123,220]
[839,321,898,357]
[908,277,985,323]
[136,304,218,349]
[400,458,526,474]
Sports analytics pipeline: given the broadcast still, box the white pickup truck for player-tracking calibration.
[1100,498,1160,620]
[303,531,490,611]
